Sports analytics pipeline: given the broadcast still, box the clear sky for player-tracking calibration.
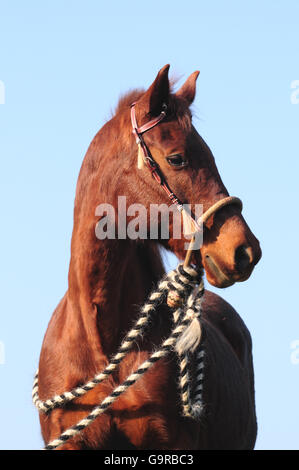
[0,0,298,450]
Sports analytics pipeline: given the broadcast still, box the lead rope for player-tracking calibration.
[32,263,205,450]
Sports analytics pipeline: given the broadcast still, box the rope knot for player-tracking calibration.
[166,263,203,309]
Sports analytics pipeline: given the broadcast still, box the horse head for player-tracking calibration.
[99,64,262,288]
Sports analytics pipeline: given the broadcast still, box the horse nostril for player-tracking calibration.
[234,245,253,273]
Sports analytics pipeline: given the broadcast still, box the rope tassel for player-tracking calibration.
[137,142,145,169]
[175,282,204,355]
[182,208,197,237]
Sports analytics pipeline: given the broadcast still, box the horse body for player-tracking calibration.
[39,245,256,450]
[37,65,261,449]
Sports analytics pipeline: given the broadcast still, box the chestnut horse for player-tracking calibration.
[37,65,261,450]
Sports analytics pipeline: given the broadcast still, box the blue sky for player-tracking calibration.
[0,0,298,450]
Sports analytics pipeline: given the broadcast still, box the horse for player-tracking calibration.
[36,64,262,450]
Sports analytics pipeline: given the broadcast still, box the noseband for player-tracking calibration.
[130,103,243,266]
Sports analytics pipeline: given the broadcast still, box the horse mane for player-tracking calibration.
[113,85,192,132]
[114,89,145,115]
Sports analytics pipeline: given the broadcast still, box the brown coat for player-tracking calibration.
[37,65,261,449]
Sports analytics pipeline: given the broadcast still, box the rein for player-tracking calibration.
[33,103,243,450]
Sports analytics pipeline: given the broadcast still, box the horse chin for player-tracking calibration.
[202,254,236,288]
[202,254,255,288]
[169,243,251,289]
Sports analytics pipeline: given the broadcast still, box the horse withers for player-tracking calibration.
[36,65,261,450]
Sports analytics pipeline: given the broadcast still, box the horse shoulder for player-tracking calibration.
[38,294,116,448]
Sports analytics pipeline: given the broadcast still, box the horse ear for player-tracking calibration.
[141,64,170,115]
[175,71,200,105]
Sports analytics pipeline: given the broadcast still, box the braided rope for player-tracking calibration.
[175,280,205,418]
[33,263,205,450]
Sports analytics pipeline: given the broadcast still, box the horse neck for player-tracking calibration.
[68,120,164,354]
[66,110,166,358]
[68,225,165,357]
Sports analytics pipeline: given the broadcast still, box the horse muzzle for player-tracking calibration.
[202,241,262,288]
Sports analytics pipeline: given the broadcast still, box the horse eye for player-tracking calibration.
[166,155,188,168]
